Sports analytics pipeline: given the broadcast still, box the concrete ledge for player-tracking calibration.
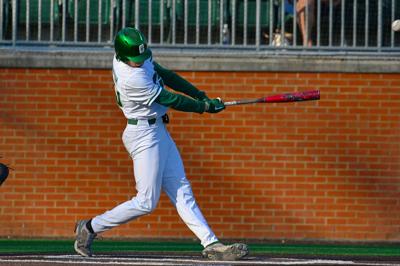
[0,46,399,73]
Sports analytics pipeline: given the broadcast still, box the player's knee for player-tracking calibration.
[177,182,194,203]
[137,198,158,214]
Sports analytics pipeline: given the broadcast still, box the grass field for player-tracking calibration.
[1,239,399,257]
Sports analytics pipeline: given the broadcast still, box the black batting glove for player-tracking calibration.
[204,98,225,113]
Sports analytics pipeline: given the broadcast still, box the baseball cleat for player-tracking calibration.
[74,220,97,257]
[202,242,249,261]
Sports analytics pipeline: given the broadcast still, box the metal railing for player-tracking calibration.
[1,0,399,53]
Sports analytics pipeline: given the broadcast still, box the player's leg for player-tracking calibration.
[90,150,164,232]
[75,126,166,256]
[161,139,248,260]
[91,127,166,232]
[161,140,217,247]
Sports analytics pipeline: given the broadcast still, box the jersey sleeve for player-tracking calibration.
[123,74,162,106]
[155,88,206,114]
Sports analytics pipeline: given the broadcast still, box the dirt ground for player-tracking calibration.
[0,253,399,266]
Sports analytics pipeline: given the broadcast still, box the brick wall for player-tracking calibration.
[0,68,399,241]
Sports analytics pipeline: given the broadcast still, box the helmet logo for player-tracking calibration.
[139,44,145,54]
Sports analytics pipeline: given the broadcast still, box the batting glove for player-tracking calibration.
[204,98,225,113]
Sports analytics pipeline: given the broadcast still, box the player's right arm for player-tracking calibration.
[122,72,207,113]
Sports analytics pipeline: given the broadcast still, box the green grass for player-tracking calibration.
[249,243,400,257]
[0,239,399,257]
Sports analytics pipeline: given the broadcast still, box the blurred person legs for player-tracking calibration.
[296,0,314,47]
[294,0,341,47]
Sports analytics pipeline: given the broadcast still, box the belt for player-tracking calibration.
[128,114,169,125]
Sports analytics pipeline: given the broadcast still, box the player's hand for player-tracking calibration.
[204,98,225,113]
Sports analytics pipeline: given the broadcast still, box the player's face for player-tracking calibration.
[128,61,144,67]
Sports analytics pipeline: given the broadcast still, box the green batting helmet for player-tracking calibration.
[114,27,152,63]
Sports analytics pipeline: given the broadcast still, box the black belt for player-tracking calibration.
[128,114,169,125]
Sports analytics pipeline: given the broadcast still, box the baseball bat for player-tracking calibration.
[224,90,320,106]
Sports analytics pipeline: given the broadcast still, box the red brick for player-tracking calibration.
[0,69,399,241]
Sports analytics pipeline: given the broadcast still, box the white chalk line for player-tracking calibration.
[0,255,397,266]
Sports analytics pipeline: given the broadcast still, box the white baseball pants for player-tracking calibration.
[91,119,218,247]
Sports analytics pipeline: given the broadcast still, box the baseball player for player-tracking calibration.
[74,27,248,261]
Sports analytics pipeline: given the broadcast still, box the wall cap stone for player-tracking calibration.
[1,46,399,73]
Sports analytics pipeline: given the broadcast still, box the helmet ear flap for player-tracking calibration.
[115,54,125,63]
[115,38,127,63]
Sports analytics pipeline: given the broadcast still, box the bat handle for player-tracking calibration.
[224,101,237,106]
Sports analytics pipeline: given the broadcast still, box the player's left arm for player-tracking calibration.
[155,89,224,114]
[153,61,210,101]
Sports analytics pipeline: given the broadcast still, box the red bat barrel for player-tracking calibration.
[224,90,320,106]
[264,90,320,103]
